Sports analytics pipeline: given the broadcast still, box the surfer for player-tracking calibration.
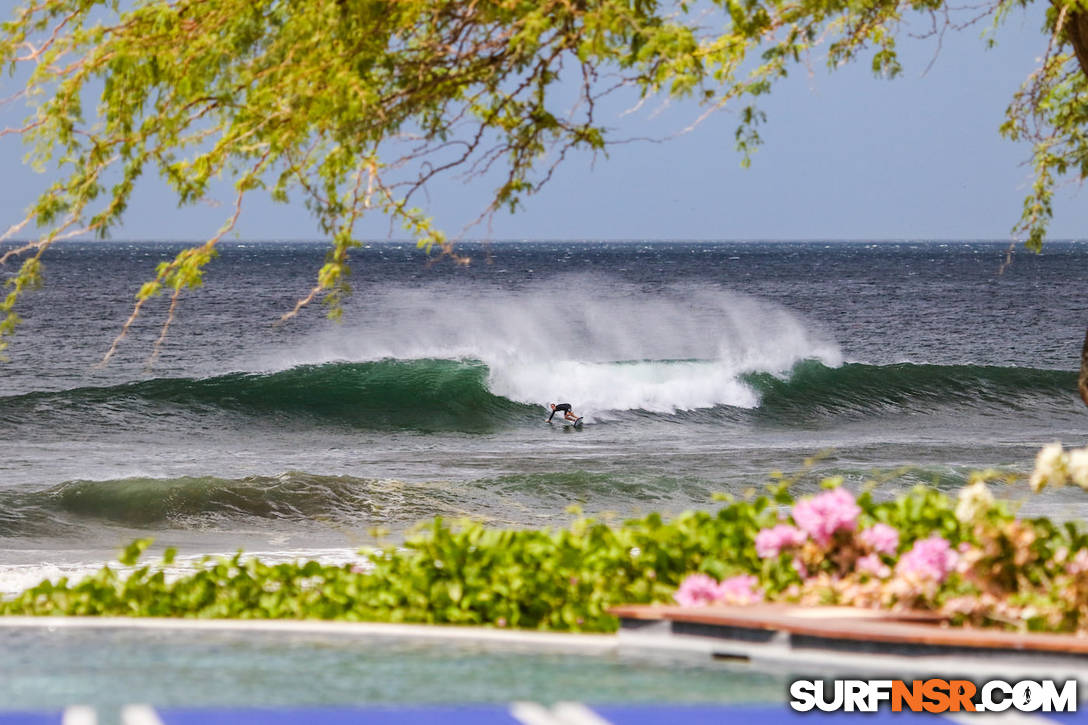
[547,402,578,423]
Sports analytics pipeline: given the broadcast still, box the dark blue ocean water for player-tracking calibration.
[1,240,1086,586]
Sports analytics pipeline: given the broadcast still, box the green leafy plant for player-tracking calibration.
[5,477,1086,634]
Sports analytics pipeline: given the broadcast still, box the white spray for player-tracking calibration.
[259,275,843,417]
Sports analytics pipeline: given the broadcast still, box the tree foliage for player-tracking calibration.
[0,0,1086,357]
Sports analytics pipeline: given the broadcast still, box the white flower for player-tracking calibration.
[955,480,994,523]
[1029,442,1067,493]
[1068,448,1088,490]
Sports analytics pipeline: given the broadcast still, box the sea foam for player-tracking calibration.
[257,277,843,416]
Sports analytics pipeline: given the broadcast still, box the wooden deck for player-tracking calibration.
[609,603,1088,676]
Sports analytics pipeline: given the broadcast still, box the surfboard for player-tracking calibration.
[547,416,583,428]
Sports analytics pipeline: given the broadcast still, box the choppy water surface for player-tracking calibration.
[1,240,1086,585]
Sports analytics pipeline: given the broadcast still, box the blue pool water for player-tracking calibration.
[0,625,786,716]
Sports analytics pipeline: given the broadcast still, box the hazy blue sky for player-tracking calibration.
[1,4,1084,242]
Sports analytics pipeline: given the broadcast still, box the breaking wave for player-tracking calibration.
[0,358,1076,432]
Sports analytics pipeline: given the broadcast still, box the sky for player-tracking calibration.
[0,3,1085,242]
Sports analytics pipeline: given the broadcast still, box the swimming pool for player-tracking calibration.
[0,621,786,716]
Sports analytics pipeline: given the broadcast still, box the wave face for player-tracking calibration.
[743,360,1078,423]
[0,472,464,534]
[0,359,534,431]
[1,357,1077,435]
[0,469,714,536]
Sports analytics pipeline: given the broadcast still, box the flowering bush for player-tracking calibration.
[896,535,958,583]
[674,573,724,607]
[674,471,1088,633]
[792,487,861,546]
[754,524,805,558]
[856,553,890,579]
[859,523,898,555]
[716,574,763,605]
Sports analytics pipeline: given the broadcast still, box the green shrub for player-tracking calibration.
[2,478,1084,633]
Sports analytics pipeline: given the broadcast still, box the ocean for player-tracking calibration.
[1,240,1085,591]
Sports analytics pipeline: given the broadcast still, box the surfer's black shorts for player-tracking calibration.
[553,403,572,412]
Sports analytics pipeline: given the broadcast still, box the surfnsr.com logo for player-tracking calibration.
[789,679,1078,713]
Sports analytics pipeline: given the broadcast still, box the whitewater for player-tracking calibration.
[245,279,844,417]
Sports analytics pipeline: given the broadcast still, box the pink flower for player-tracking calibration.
[896,535,958,584]
[674,573,722,607]
[857,553,891,579]
[755,524,807,558]
[1069,549,1088,575]
[717,574,763,605]
[792,488,861,547]
[792,556,809,580]
[859,523,899,555]
[673,573,763,607]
